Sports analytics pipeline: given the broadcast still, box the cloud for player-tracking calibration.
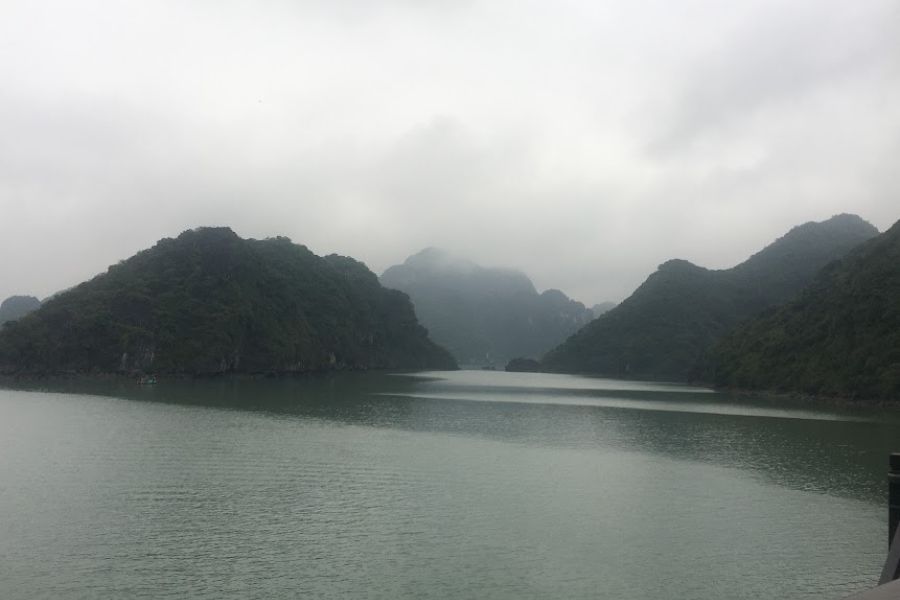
[0,0,898,305]
[646,1,900,156]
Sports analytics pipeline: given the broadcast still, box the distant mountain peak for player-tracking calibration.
[657,258,705,273]
[779,213,875,240]
[178,226,240,240]
[540,289,569,302]
[0,295,41,325]
[401,247,479,273]
[815,213,875,229]
[410,246,448,261]
[732,213,878,284]
[381,250,592,365]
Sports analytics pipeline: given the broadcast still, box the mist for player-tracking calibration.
[1,0,898,305]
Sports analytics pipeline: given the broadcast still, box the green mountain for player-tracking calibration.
[0,295,41,325]
[712,218,900,399]
[0,228,456,375]
[542,214,879,380]
[380,248,594,366]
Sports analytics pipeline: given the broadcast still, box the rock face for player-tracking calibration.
[0,228,457,375]
[0,296,41,325]
[542,214,879,381]
[712,218,900,400]
[380,248,593,366]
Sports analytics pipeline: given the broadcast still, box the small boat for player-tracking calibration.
[138,375,158,385]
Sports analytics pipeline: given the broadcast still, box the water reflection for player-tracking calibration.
[6,370,898,505]
[2,371,897,599]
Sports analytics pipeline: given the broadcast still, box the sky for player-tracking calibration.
[1,0,898,306]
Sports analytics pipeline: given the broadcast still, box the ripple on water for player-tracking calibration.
[0,374,896,599]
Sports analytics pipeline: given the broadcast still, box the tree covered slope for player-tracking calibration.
[542,214,879,381]
[0,228,457,375]
[712,219,900,399]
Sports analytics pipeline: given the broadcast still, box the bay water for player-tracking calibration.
[1,370,898,599]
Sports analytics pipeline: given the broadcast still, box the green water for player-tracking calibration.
[1,370,898,599]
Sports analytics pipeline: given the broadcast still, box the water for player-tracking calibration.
[1,370,898,599]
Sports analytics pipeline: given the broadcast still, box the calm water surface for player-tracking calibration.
[1,370,899,599]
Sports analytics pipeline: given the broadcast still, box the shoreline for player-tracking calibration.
[0,366,453,386]
[2,369,895,408]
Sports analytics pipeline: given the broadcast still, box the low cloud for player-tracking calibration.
[1,0,898,305]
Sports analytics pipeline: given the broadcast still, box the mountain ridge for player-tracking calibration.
[542,214,879,380]
[381,248,594,365]
[0,227,457,376]
[711,218,900,399]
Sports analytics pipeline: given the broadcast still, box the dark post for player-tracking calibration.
[890,454,900,548]
[879,454,900,585]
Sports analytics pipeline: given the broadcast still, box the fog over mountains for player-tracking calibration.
[1,211,897,400]
[0,296,41,325]
[2,1,898,307]
[381,248,596,366]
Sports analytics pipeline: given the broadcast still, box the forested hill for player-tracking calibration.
[712,218,900,400]
[541,214,879,381]
[0,228,457,375]
[0,296,41,325]
[380,248,594,366]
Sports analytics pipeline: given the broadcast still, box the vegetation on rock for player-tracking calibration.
[712,218,900,400]
[542,214,879,381]
[0,228,457,375]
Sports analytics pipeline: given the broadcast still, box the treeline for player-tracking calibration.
[542,214,879,381]
[711,219,900,399]
[0,228,456,375]
[2,213,897,400]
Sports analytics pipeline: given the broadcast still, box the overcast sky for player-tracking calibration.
[1,0,898,305]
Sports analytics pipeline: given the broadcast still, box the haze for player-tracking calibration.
[1,0,898,306]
